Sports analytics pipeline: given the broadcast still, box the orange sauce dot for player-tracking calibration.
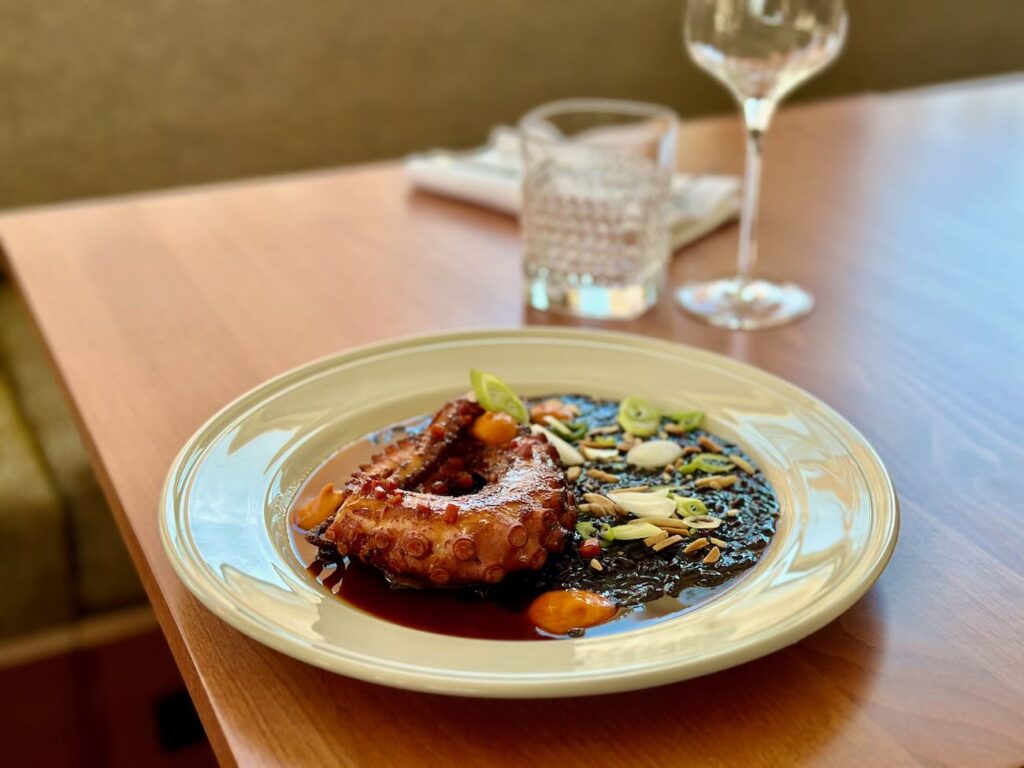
[527,589,617,636]
[471,411,520,445]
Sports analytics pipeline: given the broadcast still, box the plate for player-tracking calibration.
[160,328,898,697]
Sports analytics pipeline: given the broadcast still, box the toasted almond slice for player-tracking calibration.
[682,445,701,456]
[694,474,738,490]
[727,454,756,474]
[581,493,620,515]
[586,468,620,483]
[643,530,670,547]
[681,514,722,530]
[683,537,709,554]
[702,545,722,564]
[663,423,689,436]
[589,558,604,571]
[697,436,724,453]
[566,466,582,482]
[642,517,685,527]
[652,534,684,552]
[710,537,727,548]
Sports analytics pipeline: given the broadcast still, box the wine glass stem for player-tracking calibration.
[737,127,764,294]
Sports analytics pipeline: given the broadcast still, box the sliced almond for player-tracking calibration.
[702,545,721,564]
[643,530,670,547]
[566,466,582,482]
[694,474,737,490]
[664,423,690,436]
[697,436,724,453]
[588,425,620,436]
[727,454,756,474]
[726,508,740,518]
[681,514,722,530]
[641,517,687,527]
[683,537,709,554]
[589,558,604,571]
[682,445,701,456]
[582,492,620,515]
[581,445,621,462]
[652,534,684,552]
[709,537,727,548]
[586,468,620,483]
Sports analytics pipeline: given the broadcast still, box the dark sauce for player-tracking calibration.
[289,395,779,640]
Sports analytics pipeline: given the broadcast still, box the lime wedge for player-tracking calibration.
[470,369,528,424]
[617,396,661,436]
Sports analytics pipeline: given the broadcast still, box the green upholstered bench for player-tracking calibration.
[0,285,143,641]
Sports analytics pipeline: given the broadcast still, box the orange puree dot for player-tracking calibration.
[527,589,617,636]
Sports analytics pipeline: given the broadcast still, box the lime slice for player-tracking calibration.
[617,396,661,436]
[470,369,528,423]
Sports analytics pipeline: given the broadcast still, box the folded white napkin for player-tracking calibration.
[404,127,740,251]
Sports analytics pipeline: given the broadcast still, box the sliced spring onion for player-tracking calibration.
[626,440,683,469]
[576,521,596,538]
[688,453,735,474]
[563,421,590,441]
[586,434,617,447]
[470,368,528,424]
[543,415,572,437]
[671,496,708,517]
[609,486,672,497]
[542,415,589,442]
[580,446,620,462]
[667,410,704,432]
[606,521,663,540]
[617,396,661,437]
[608,492,677,519]
[530,424,584,466]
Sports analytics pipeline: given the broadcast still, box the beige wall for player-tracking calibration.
[1,0,1022,209]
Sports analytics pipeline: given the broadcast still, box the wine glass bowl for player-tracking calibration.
[677,0,847,330]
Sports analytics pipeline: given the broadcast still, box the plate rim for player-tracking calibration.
[159,326,899,697]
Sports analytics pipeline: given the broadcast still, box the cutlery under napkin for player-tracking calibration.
[404,127,740,251]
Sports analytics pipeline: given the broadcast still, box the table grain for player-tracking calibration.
[2,77,1023,767]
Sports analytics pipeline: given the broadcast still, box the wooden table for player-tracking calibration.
[3,77,1023,767]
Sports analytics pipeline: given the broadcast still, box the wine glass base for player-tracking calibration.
[676,277,813,330]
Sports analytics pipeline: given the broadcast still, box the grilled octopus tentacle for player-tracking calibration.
[319,397,577,586]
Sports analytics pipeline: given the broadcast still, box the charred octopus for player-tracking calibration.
[304,397,578,587]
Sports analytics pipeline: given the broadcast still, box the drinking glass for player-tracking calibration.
[520,100,678,319]
[677,0,847,329]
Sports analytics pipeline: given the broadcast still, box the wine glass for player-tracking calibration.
[677,0,847,330]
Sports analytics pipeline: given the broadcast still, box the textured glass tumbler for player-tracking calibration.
[520,100,678,319]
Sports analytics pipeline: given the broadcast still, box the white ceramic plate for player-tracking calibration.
[160,328,897,697]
